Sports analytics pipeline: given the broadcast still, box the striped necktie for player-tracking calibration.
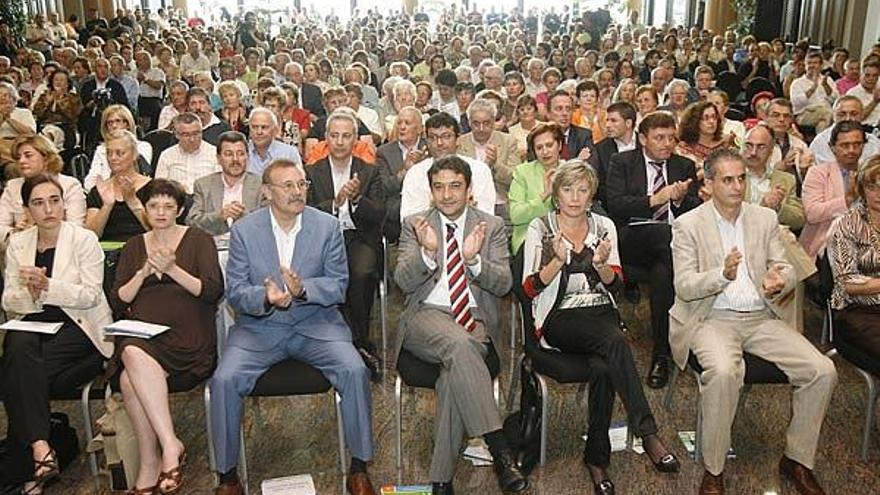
[446,223,477,333]
[650,161,669,222]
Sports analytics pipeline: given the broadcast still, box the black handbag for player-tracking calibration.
[502,357,543,475]
[48,412,80,470]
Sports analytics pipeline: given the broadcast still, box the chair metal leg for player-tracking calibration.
[379,279,388,352]
[395,375,403,478]
[536,373,549,466]
[695,392,703,462]
[663,366,679,411]
[80,380,100,493]
[858,369,879,461]
[334,392,347,475]
[509,301,517,349]
[239,407,249,495]
[507,354,524,414]
[493,378,500,407]
[204,385,216,476]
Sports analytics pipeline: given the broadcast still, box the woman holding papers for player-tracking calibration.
[0,174,113,495]
[520,161,680,495]
[108,179,224,495]
[0,134,86,245]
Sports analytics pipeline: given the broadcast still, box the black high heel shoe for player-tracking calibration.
[651,452,681,473]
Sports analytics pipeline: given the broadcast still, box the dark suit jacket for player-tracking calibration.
[605,149,701,230]
[375,139,427,232]
[306,157,385,252]
[301,82,325,118]
[79,77,128,112]
[565,125,598,166]
[594,137,640,208]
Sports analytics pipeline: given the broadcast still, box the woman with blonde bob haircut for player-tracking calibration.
[84,129,151,242]
[520,160,680,493]
[0,134,86,243]
[84,105,153,192]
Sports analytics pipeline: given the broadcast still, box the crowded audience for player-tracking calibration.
[0,4,879,495]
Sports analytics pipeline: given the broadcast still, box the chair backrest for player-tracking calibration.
[746,77,777,103]
[142,129,178,177]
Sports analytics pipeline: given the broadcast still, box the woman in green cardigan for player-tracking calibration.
[509,122,565,256]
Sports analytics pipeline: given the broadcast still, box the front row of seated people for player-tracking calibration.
[0,140,858,495]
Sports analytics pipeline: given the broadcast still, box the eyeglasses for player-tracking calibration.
[427,132,456,142]
[266,180,310,192]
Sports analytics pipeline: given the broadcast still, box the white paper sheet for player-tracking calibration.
[0,320,63,334]
[260,474,315,495]
[104,320,170,338]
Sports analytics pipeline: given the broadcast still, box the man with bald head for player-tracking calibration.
[376,106,427,242]
[247,107,301,175]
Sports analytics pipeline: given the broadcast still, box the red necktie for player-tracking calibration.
[446,223,477,333]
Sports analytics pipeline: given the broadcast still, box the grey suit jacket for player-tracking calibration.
[457,131,520,195]
[669,202,796,369]
[394,207,511,357]
[186,172,263,235]
[376,138,427,199]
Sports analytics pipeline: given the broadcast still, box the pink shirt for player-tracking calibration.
[837,77,859,96]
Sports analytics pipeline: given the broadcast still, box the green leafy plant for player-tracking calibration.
[729,0,757,39]
[0,0,28,41]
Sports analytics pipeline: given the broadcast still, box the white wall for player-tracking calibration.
[863,0,880,57]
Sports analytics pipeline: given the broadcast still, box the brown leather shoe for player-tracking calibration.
[214,480,243,495]
[698,470,724,495]
[346,472,378,495]
[779,456,826,495]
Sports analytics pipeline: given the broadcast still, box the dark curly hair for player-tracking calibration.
[677,101,723,145]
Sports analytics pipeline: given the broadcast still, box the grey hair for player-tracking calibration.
[392,79,417,100]
[466,98,498,121]
[105,129,139,157]
[0,81,19,101]
[703,149,745,180]
[248,107,279,128]
[326,107,359,132]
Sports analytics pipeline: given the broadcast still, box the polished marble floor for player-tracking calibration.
[4,283,880,494]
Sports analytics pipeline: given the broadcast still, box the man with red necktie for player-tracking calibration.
[395,155,528,495]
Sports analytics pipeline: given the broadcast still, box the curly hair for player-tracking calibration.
[677,101,723,145]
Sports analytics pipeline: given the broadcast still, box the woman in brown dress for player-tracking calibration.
[109,179,224,494]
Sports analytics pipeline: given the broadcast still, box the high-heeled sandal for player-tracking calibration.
[125,485,158,495]
[33,449,59,482]
[157,451,186,494]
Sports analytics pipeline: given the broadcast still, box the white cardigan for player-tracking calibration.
[3,222,114,357]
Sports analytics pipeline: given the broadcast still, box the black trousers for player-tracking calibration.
[1,323,104,482]
[544,305,659,468]
[619,223,674,360]
[138,96,163,133]
[343,230,380,351]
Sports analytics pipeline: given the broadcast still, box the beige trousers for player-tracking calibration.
[691,309,837,475]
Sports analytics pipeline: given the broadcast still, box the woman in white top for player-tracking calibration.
[1,174,112,495]
[0,135,86,244]
[520,161,680,493]
[83,105,153,192]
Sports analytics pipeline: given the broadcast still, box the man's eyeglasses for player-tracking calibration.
[266,180,310,192]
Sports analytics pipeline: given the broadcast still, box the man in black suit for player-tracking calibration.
[595,101,639,209]
[544,90,598,167]
[283,61,326,118]
[605,111,701,388]
[306,108,385,381]
[78,57,128,149]
[375,106,426,243]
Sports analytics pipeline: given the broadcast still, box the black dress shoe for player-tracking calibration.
[492,451,529,492]
[358,347,383,382]
[623,282,641,304]
[647,358,670,389]
[431,482,454,495]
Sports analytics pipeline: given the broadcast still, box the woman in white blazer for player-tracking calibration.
[0,134,86,245]
[0,175,113,495]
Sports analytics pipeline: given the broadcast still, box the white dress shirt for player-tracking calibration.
[270,207,301,270]
[614,136,637,153]
[712,206,766,312]
[399,154,497,220]
[222,174,245,206]
[790,74,839,115]
[329,156,356,231]
[846,84,880,126]
[421,209,481,308]
[154,142,220,194]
